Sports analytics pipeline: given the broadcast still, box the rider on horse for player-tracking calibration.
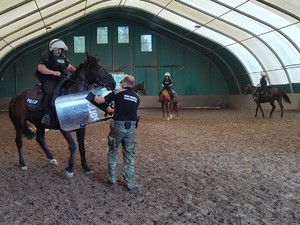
[158,72,176,102]
[254,72,268,99]
[37,39,76,125]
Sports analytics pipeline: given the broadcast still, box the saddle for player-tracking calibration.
[25,84,44,111]
[25,79,66,112]
[253,86,272,101]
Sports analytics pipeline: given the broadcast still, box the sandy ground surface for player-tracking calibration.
[0,108,299,225]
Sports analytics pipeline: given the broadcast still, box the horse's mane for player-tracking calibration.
[69,63,83,81]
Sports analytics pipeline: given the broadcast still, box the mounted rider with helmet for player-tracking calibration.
[37,39,76,125]
[254,72,268,99]
[158,72,176,101]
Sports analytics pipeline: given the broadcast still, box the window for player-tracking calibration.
[112,72,125,89]
[141,35,152,52]
[118,26,129,43]
[97,27,108,44]
[73,36,85,53]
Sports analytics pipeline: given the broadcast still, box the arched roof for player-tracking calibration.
[1,0,300,93]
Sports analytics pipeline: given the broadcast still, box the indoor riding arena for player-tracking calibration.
[0,106,299,225]
[0,1,300,225]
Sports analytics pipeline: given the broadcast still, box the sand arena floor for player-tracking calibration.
[0,108,299,225]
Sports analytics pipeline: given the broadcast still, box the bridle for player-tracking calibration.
[84,61,112,90]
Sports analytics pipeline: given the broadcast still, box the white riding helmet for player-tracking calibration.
[49,39,68,51]
[164,72,171,77]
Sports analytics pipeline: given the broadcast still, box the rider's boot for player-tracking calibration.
[41,113,51,125]
[253,92,258,101]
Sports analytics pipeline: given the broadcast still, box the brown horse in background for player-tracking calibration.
[9,53,116,177]
[133,81,147,95]
[159,89,179,120]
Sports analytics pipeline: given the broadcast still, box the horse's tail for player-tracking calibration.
[23,123,36,139]
[281,90,291,104]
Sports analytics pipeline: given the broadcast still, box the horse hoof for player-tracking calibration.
[49,159,58,165]
[65,171,74,178]
[21,166,28,170]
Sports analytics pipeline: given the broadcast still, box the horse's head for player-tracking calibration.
[83,52,116,90]
[244,84,253,95]
[134,81,147,95]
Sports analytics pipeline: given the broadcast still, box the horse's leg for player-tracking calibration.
[76,128,92,173]
[255,103,265,118]
[173,102,178,118]
[255,104,259,117]
[269,100,276,118]
[15,126,27,170]
[277,99,284,118]
[35,126,57,165]
[166,102,170,120]
[60,130,76,177]
[10,114,27,170]
[161,102,165,118]
[169,102,173,120]
[259,104,265,118]
[256,103,264,118]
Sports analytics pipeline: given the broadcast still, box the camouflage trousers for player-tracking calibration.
[107,120,137,189]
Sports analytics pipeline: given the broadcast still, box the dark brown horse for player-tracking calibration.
[133,81,147,95]
[172,95,179,119]
[9,53,116,177]
[159,89,179,120]
[244,84,291,118]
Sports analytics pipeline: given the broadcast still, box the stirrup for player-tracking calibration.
[41,115,50,125]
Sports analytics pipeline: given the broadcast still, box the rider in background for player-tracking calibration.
[158,72,175,102]
[255,72,268,98]
[37,39,76,125]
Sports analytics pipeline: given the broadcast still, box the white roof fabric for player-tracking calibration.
[0,0,299,89]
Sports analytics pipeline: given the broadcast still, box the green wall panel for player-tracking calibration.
[0,66,16,97]
[90,22,113,68]
[292,83,300,93]
[209,64,228,95]
[113,23,133,73]
[0,20,231,97]
[159,38,184,66]
[66,26,92,67]
[15,50,40,93]
[134,30,158,66]
[135,67,158,95]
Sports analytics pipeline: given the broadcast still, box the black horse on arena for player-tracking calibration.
[133,81,147,95]
[244,84,291,118]
[9,53,116,177]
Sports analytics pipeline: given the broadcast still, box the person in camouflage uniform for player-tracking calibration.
[94,75,140,193]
